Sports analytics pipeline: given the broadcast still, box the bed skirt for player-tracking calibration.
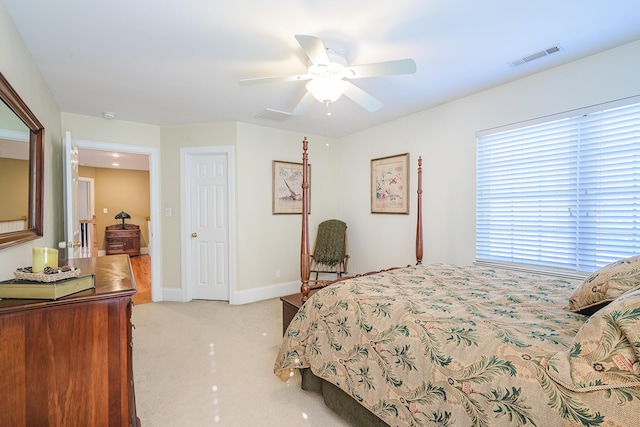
[301,368,388,427]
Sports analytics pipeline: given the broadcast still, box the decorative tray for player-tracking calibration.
[14,266,81,283]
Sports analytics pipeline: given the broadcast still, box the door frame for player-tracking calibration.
[72,138,162,301]
[78,176,95,256]
[180,146,236,303]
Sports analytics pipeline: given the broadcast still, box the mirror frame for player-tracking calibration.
[0,72,44,250]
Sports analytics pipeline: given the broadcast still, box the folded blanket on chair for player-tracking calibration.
[313,220,346,267]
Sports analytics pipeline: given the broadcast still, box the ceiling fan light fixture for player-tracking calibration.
[241,35,415,114]
[306,77,348,104]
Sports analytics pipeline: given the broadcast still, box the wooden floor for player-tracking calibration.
[130,254,152,305]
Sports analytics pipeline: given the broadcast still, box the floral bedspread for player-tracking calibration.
[274,264,640,426]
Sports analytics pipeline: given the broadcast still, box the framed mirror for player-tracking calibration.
[0,72,44,250]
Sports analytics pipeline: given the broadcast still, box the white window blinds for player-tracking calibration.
[476,100,640,274]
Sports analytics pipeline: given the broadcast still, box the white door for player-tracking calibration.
[59,131,82,259]
[188,153,229,300]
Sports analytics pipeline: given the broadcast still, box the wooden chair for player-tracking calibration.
[309,219,349,287]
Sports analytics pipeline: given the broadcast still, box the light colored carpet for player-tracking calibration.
[132,298,352,426]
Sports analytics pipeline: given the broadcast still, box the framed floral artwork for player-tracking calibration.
[371,153,409,214]
[273,160,310,214]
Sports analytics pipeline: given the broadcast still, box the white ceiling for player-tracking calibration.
[4,0,640,140]
[77,149,149,171]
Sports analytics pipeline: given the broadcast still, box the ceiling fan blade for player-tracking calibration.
[291,91,315,116]
[344,58,417,79]
[343,82,383,112]
[295,34,330,66]
[239,74,311,85]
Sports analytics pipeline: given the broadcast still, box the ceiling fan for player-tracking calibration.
[239,35,417,115]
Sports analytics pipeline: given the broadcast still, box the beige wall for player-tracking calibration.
[0,158,28,219]
[0,1,62,280]
[79,166,150,250]
[336,40,640,273]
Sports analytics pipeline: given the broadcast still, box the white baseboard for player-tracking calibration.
[161,287,185,302]
[155,281,301,305]
[231,280,300,305]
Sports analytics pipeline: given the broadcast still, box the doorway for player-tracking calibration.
[72,138,161,302]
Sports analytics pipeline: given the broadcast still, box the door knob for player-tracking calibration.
[191,233,198,238]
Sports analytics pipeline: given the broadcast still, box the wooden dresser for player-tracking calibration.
[0,255,140,427]
[105,224,141,257]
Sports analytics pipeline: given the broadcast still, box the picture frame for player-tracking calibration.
[371,153,410,214]
[272,160,310,214]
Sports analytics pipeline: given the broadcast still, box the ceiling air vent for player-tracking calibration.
[509,45,562,67]
[256,108,293,122]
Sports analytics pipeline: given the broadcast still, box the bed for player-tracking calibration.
[274,138,640,426]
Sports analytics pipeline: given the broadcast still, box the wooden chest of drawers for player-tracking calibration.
[106,224,140,257]
[0,255,140,426]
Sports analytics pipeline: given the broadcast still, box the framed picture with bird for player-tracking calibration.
[371,153,409,214]
[272,160,310,214]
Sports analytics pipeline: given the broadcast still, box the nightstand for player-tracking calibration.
[280,290,317,335]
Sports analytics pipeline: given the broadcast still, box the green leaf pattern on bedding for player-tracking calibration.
[486,387,536,426]
[546,289,640,393]
[274,264,640,426]
[531,360,605,426]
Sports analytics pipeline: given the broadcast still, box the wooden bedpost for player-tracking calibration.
[416,156,423,265]
[300,138,311,301]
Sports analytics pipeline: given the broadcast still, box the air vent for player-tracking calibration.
[256,108,293,122]
[509,45,562,67]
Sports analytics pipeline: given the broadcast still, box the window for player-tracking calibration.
[476,99,640,274]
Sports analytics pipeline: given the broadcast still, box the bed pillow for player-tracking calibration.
[564,255,640,314]
[547,287,640,392]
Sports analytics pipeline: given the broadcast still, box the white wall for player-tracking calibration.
[235,124,337,295]
[0,1,62,280]
[337,40,640,273]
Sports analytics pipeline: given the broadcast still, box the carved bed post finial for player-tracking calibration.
[416,156,423,265]
[301,137,311,301]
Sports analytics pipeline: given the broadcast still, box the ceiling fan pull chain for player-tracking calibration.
[324,103,332,140]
